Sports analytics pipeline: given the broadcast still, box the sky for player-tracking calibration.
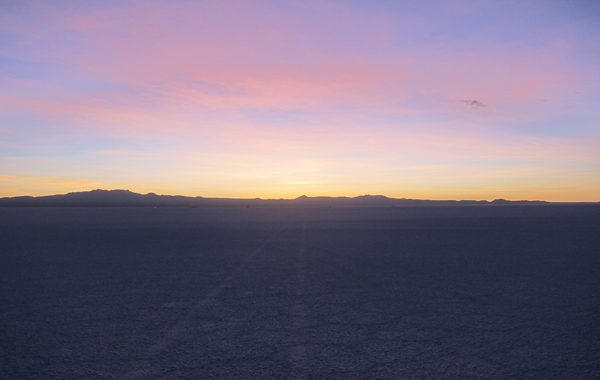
[1,0,599,201]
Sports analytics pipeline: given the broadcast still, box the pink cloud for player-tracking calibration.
[2,0,598,142]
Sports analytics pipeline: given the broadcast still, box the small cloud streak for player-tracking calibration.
[457,99,487,108]
[281,181,324,186]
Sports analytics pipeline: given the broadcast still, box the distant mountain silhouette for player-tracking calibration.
[0,189,561,207]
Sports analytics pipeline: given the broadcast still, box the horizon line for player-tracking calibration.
[2,188,599,204]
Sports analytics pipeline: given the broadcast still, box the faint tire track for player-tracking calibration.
[289,219,309,379]
[121,220,291,379]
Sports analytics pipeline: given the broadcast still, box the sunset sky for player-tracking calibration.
[1,0,599,201]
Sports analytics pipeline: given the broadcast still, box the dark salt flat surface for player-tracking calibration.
[1,205,599,379]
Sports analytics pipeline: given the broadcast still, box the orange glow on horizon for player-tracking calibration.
[1,175,598,203]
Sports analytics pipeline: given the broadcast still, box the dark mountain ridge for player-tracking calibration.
[0,189,570,207]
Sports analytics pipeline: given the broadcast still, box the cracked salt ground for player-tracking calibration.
[1,205,600,379]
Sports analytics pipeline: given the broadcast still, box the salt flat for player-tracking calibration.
[1,205,599,379]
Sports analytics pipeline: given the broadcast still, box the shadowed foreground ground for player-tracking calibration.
[1,206,599,379]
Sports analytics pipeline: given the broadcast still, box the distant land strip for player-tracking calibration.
[2,189,597,207]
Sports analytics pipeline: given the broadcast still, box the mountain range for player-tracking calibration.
[0,189,558,207]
